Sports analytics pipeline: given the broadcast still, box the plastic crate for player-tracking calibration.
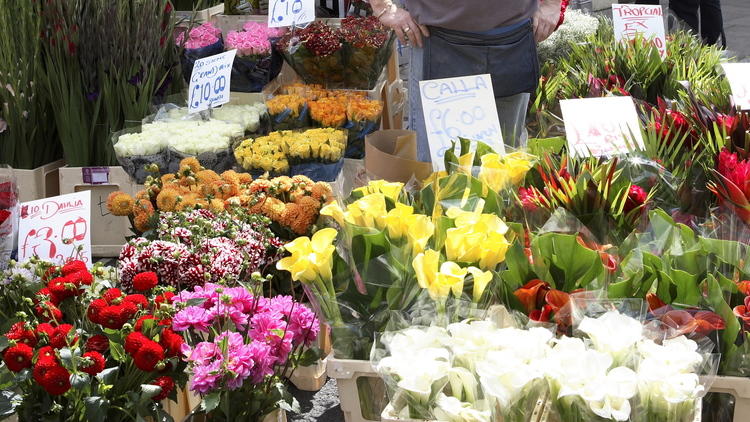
[327,357,388,422]
[58,166,139,258]
[13,159,65,203]
[708,376,750,422]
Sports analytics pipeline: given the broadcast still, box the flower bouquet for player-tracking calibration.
[171,281,319,421]
[0,259,188,421]
[345,96,384,159]
[277,21,346,88]
[0,166,18,270]
[309,97,348,129]
[235,136,290,177]
[226,22,284,92]
[339,16,395,89]
[163,103,270,136]
[266,94,311,130]
[178,22,225,84]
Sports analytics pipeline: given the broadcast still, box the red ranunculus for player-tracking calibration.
[155,291,175,308]
[99,305,128,330]
[124,332,148,355]
[40,365,71,395]
[49,324,75,349]
[87,299,108,324]
[151,376,175,401]
[68,270,93,286]
[160,328,183,358]
[133,272,159,291]
[35,302,63,322]
[85,335,109,353]
[6,322,38,347]
[103,288,123,304]
[3,343,33,372]
[35,323,56,341]
[124,294,149,310]
[33,356,59,384]
[61,260,87,276]
[48,277,76,300]
[35,287,60,306]
[80,351,106,375]
[37,346,56,360]
[134,315,157,332]
[133,340,165,371]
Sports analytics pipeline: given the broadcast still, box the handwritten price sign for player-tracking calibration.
[17,191,92,266]
[419,74,504,171]
[561,96,644,158]
[268,0,315,28]
[721,63,750,110]
[612,4,667,58]
[188,49,237,114]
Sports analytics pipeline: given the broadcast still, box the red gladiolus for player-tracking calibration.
[3,344,33,372]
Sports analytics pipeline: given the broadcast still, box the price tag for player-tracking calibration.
[560,96,644,158]
[188,49,237,114]
[612,4,667,58]
[17,191,92,266]
[419,74,504,171]
[268,0,315,28]
[721,63,750,110]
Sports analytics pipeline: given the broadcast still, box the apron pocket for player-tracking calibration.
[487,28,539,97]
[424,32,487,81]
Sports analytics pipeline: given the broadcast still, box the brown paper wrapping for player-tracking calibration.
[364,130,433,183]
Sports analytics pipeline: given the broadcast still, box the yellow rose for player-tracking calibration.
[276,228,338,283]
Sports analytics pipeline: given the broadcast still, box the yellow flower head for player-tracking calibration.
[467,267,493,303]
[107,191,134,216]
[444,207,510,270]
[354,180,403,201]
[478,152,534,192]
[346,193,387,230]
[276,228,338,283]
[155,188,181,212]
[412,250,467,300]
[405,214,435,255]
[385,203,415,240]
[320,202,346,227]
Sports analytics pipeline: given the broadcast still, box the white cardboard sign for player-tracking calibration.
[612,4,667,58]
[188,49,237,114]
[419,74,504,170]
[268,0,315,28]
[17,191,92,265]
[561,96,644,158]
[722,63,750,110]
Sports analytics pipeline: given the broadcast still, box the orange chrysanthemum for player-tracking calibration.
[107,191,134,216]
[155,188,181,212]
[311,182,332,202]
[180,157,201,173]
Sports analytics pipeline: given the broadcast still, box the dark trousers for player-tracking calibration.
[636,0,725,45]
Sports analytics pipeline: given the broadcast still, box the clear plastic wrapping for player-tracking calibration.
[0,166,18,270]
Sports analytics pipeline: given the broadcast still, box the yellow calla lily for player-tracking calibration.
[467,267,493,302]
[478,232,510,271]
[405,214,435,255]
[276,228,338,284]
[346,193,387,230]
[385,203,415,240]
[444,207,510,270]
[354,180,404,201]
[457,151,476,175]
[477,152,534,192]
[320,202,346,226]
[436,261,468,298]
[412,249,439,290]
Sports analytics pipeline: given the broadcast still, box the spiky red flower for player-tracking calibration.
[151,376,175,401]
[3,343,33,372]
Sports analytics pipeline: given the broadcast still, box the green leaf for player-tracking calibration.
[670,270,701,306]
[84,396,109,422]
[705,275,741,374]
[71,373,90,390]
[201,392,221,413]
[185,298,208,308]
[0,337,9,352]
[110,341,126,363]
[0,390,22,418]
[140,384,162,401]
[96,367,119,384]
[296,347,323,367]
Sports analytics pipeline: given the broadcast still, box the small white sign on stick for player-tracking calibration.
[561,96,644,158]
[17,191,92,266]
[268,0,315,28]
[419,74,504,171]
[722,63,750,110]
[612,4,667,58]
[188,49,237,114]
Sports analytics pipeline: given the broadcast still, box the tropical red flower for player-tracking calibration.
[61,260,87,276]
[85,335,110,353]
[87,299,108,324]
[6,322,38,347]
[708,149,750,224]
[39,365,71,395]
[133,340,165,371]
[151,376,175,401]
[103,288,123,304]
[3,343,33,372]
[133,272,159,291]
[50,324,75,349]
[124,332,149,355]
[737,281,750,296]
[734,296,750,330]
[514,279,550,314]
[80,351,106,375]
[624,185,648,214]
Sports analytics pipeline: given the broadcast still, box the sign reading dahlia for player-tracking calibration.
[560,96,644,158]
[17,191,92,266]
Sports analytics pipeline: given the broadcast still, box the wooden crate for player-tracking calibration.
[58,166,139,258]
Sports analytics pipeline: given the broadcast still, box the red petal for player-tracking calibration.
[545,289,570,312]
[514,280,550,314]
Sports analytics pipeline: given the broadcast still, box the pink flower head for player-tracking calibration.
[288,304,319,346]
[173,306,213,332]
[246,341,275,384]
[177,22,221,49]
[183,341,222,366]
[190,359,224,394]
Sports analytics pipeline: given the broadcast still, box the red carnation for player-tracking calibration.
[160,328,183,358]
[6,322,38,347]
[35,302,63,322]
[80,351,106,375]
[99,305,128,330]
[50,324,75,349]
[33,356,59,384]
[624,185,648,214]
[3,343,33,372]
[155,292,175,308]
[124,294,149,310]
[87,299,108,324]
[61,260,87,276]
[85,335,110,353]
[36,288,61,306]
[124,332,148,355]
[39,365,71,395]
[35,323,56,341]
[133,340,164,371]
[134,315,157,332]
[103,288,123,304]
[151,376,175,401]
[133,272,159,291]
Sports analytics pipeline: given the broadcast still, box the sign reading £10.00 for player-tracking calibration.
[612,4,667,58]
[188,49,237,114]
[268,0,315,28]
[419,74,505,171]
[17,191,92,266]
[561,96,644,158]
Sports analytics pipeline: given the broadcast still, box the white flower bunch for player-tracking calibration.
[538,10,600,63]
[212,103,268,132]
[114,119,243,157]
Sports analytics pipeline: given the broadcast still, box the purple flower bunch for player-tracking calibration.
[225,22,284,57]
[172,283,319,394]
[175,22,222,49]
[118,209,282,291]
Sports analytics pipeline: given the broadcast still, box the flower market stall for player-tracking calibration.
[2,1,750,422]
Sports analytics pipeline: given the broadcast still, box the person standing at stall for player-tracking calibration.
[370,0,562,161]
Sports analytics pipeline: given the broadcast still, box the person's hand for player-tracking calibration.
[378,5,430,48]
[533,0,562,43]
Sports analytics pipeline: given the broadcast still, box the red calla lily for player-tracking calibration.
[733,296,750,330]
[514,279,550,314]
